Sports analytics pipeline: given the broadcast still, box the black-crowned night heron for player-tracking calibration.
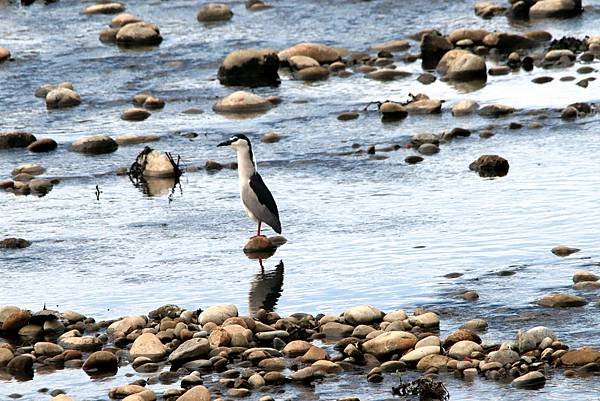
[218,134,282,236]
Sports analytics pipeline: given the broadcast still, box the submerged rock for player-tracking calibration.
[46,87,81,109]
[0,47,10,62]
[121,108,151,121]
[28,138,57,153]
[197,3,233,22]
[469,155,509,177]
[116,22,163,47]
[474,2,506,18]
[538,293,587,307]
[213,91,272,114]
[512,371,546,389]
[296,66,330,81]
[70,135,118,154]
[0,131,36,149]
[218,48,279,86]
[372,39,410,52]
[110,13,141,28]
[478,104,514,117]
[551,245,580,256]
[278,43,340,65]
[0,238,31,249]
[83,3,124,15]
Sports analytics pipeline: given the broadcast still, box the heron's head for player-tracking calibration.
[217,134,251,151]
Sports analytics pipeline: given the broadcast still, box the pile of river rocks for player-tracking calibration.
[1,303,599,400]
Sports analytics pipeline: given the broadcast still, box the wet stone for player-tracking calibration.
[0,238,31,249]
[538,293,587,307]
[532,76,553,84]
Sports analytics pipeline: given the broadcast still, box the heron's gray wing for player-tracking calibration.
[249,172,281,233]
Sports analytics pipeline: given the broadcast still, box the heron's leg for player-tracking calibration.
[257,221,261,237]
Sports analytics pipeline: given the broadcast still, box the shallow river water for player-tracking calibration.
[1,0,600,400]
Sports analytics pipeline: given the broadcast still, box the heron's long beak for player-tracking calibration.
[217,139,233,147]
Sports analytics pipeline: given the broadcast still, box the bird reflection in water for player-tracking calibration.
[129,175,182,201]
[248,258,284,317]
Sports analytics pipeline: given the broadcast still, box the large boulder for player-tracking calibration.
[116,22,163,47]
[70,135,118,154]
[420,33,452,69]
[213,91,272,113]
[278,43,340,65]
[0,131,36,149]
[529,0,582,18]
[197,3,233,22]
[362,331,417,357]
[46,88,81,109]
[218,48,280,87]
[436,49,486,81]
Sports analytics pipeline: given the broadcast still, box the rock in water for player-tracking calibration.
[0,238,31,249]
[218,48,280,86]
[0,132,36,149]
[436,49,487,81]
[83,3,125,14]
[511,371,546,389]
[538,293,587,307]
[45,88,81,109]
[420,33,452,69]
[469,155,509,177]
[82,351,118,375]
[278,43,340,65]
[244,236,276,253]
[0,47,10,62]
[28,138,57,153]
[213,91,272,114]
[197,3,233,22]
[116,22,163,47]
[551,245,580,256]
[121,108,151,121]
[70,135,118,154]
[529,0,582,18]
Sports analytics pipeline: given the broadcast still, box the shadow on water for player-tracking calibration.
[248,258,284,317]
